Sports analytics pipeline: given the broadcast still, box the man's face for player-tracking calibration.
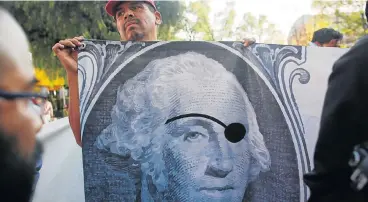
[161,79,252,202]
[0,56,43,158]
[114,1,161,41]
[322,39,340,47]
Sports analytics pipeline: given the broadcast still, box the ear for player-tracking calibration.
[154,11,162,25]
[332,39,339,44]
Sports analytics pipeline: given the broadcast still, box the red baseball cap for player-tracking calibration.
[105,0,157,17]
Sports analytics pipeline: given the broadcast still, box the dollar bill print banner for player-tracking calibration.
[78,40,347,202]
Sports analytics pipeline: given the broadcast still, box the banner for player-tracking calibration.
[78,40,347,202]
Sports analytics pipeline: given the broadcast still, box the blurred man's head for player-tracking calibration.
[0,7,43,202]
[311,28,343,47]
[105,0,162,41]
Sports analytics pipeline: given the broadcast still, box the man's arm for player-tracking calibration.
[66,71,81,146]
[304,36,368,201]
[52,36,83,146]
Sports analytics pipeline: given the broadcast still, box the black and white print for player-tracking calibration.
[78,40,347,202]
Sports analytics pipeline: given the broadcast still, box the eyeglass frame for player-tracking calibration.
[0,89,50,123]
[0,89,48,100]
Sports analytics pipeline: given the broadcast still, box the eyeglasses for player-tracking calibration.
[0,89,49,121]
[0,89,48,100]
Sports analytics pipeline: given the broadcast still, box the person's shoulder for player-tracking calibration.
[355,35,368,44]
[352,35,368,49]
[332,35,368,79]
[337,35,368,63]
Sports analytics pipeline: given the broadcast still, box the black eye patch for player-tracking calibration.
[165,113,246,143]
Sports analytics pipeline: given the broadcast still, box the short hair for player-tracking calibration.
[311,28,343,44]
[96,52,271,191]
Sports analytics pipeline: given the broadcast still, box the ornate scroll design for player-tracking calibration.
[78,40,147,136]
[232,42,310,201]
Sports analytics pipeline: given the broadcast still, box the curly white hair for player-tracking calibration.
[96,52,271,191]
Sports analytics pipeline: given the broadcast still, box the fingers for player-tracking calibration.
[74,36,84,41]
[242,37,256,47]
[242,37,256,42]
[52,36,84,55]
[52,43,64,53]
[70,38,82,46]
[58,36,84,48]
[59,39,77,48]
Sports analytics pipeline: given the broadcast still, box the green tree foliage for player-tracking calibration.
[0,1,184,71]
[235,12,284,44]
[0,0,286,81]
[312,0,368,45]
[183,1,283,43]
[0,1,116,70]
[185,0,215,40]
[182,0,237,41]
[215,0,236,40]
[156,1,185,40]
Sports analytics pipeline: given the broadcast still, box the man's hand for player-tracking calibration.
[242,37,256,47]
[52,36,84,73]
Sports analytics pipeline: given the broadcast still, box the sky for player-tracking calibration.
[183,0,318,41]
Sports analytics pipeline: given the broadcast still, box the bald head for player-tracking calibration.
[0,7,33,76]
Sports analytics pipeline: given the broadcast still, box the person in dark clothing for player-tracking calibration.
[304,2,368,200]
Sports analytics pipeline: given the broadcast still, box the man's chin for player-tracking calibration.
[0,129,43,201]
[126,31,145,41]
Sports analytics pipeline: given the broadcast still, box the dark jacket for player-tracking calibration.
[304,36,368,201]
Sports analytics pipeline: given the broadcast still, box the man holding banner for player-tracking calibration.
[52,0,254,146]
